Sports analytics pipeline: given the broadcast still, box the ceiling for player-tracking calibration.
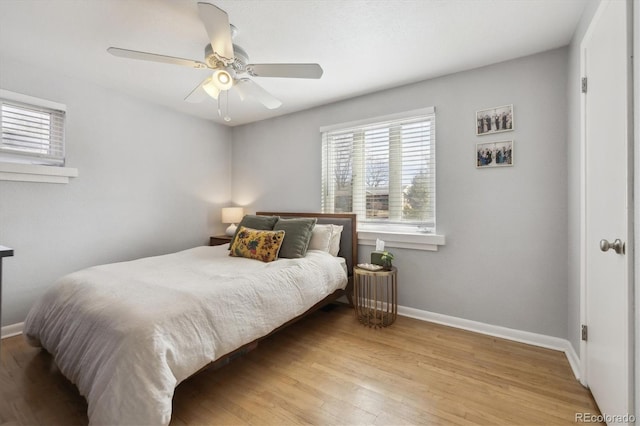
[0,0,587,127]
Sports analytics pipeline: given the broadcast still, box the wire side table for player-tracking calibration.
[353,266,397,328]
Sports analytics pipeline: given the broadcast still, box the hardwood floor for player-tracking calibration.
[1,304,601,425]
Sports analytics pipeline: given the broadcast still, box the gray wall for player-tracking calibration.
[0,57,232,327]
[232,48,569,338]
[566,0,600,354]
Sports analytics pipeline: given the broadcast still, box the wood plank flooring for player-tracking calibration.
[1,304,601,425]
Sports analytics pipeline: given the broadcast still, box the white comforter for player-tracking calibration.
[24,245,347,425]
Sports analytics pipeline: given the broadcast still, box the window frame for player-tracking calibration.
[0,89,77,184]
[320,107,445,251]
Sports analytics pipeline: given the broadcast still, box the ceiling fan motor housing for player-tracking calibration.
[205,43,248,74]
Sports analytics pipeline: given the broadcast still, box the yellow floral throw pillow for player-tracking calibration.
[229,226,285,262]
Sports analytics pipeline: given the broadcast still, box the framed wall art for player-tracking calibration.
[476,140,514,168]
[476,104,514,135]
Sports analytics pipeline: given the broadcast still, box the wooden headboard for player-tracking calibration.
[255,212,357,276]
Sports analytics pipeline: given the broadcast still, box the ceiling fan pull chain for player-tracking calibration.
[224,90,231,122]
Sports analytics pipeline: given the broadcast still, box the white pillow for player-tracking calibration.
[308,224,333,252]
[328,224,343,256]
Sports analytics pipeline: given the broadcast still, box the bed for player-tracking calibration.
[23,212,357,425]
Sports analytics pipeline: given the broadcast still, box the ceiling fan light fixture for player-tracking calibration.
[202,77,220,99]
[212,69,233,91]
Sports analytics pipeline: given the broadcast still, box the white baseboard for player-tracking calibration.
[563,340,581,381]
[397,305,582,380]
[1,322,24,339]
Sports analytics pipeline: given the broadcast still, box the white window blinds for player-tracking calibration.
[0,96,66,166]
[321,107,436,233]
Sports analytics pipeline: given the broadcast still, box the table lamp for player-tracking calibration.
[222,207,244,236]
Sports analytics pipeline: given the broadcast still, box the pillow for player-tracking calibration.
[328,224,344,256]
[273,217,317,258]
[229,215,279,250]
[308,224,333,252]
[229,226,285,262]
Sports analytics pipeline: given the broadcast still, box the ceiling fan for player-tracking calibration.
[107,2,323,121]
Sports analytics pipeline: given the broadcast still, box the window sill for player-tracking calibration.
[0,162,78,184]
[358,230,445,251]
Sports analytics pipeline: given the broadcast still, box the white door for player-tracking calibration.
[582,0,632,419]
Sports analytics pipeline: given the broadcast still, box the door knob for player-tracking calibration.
[600,238,625,254]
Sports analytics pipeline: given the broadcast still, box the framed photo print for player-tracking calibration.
[476,140,514,168]
[476,104,514,135]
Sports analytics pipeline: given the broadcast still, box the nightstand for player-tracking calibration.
[353,266,397,328]
[209,235,232,246]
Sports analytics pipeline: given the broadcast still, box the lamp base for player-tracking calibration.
[225,223,238,236]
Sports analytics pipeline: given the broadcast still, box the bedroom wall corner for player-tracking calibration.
[0,56,233,327]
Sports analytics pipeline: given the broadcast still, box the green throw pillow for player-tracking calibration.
[273,217,317,258]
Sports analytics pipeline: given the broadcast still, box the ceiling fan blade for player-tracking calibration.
[184,78,211,103]
[246,63,323,79]
[234,79,282,109]
[107,47,207,69]
[197,2,234,64]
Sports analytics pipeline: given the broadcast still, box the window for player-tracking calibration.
[321,107,436,234]
[1,91,66,166]
[0,90,75,183]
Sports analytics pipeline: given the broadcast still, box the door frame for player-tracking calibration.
[634,0,639,418]
[578,0,635,404]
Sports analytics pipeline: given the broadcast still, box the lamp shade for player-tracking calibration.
[222,207,244,224]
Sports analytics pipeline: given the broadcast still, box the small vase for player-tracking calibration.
[382,262,392,271]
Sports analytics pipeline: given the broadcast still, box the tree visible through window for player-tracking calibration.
[321,107,436,233]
